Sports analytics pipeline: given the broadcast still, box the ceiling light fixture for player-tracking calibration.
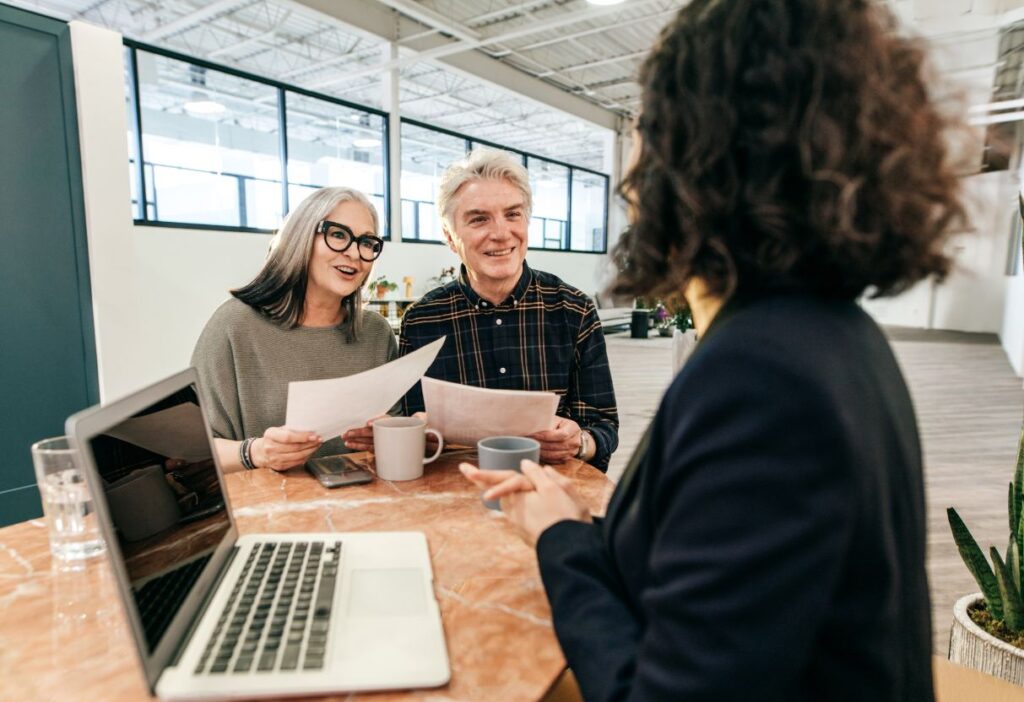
[183,99,225,116]
[353,137,381,148]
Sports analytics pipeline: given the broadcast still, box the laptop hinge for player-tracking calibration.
[169,545,240,667]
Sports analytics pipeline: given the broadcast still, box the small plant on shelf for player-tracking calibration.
[428,266,457,289]
[370,276,398,300]
[948,424,1024,647]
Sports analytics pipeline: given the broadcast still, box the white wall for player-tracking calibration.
[1003,226,1024,378]
[70,21,146,401]
[861,171,1016,349]
[69,23,625,401]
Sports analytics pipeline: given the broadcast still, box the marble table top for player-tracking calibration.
[0,451,613,701]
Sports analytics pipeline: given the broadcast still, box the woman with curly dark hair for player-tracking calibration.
[461,0,963,700]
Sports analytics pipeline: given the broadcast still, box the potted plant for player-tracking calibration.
[661,299,696,372]
[654,303,673,337]
[370,275,397,300]
[427,266,457,290]
[947,424,1024,684]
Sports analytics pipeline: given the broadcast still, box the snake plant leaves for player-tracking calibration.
[1012,481,1021,541]
[1010,535,1022,593]
[948,507,1002,619]
[992,547,1024,632]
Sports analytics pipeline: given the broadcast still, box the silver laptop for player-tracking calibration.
[65,368,450,700]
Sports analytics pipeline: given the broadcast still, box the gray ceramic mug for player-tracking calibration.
[476,436,541,510]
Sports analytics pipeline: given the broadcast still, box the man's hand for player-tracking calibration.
[460,460,591,546]
[251,427,322,472]
[528,416,584,463]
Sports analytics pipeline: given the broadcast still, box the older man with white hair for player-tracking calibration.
[398,148,619,470]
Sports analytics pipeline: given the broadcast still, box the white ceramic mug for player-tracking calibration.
[372,417,444,481]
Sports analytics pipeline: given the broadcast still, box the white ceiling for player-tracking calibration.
[8,0,1024,171]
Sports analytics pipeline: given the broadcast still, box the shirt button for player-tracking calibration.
[499,367,507,374]
[495,319,503,326]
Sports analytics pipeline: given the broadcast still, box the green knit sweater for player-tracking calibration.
[191,298,398,457]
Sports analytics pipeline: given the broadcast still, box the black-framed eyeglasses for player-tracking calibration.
[317,220,384,262]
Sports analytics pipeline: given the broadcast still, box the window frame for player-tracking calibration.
[124,40,392,238]
[124,41,610,254]
[399,117,609,254]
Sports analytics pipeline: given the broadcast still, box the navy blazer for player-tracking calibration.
[536,293,932,701]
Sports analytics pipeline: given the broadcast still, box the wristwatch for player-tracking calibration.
[575,430,590,460]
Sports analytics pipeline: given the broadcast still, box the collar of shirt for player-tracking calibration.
[456,261,534,311]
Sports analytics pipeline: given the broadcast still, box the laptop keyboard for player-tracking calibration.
[194,540,341,675]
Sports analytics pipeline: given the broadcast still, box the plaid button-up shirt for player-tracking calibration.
[399,262,619,471]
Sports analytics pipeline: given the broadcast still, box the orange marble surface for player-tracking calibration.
[0,451,613,701]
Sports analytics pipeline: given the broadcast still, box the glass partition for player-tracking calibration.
[527,157,570,250]
[570,170,608,252]
[400,122,468,242]
[285,92,387,234]
[134,50,282,228]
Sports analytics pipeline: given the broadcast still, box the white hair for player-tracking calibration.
[437,147,532,234]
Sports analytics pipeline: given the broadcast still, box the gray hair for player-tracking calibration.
[232,186,379,339]
[437,147,532,235]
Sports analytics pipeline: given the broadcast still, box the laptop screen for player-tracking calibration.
[88,382,230,654]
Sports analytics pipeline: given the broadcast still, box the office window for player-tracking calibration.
[527,157,569,250]
[285,92,387,235]
[132,49,283,229]
[401,122,467,242]
[570,170,608,252]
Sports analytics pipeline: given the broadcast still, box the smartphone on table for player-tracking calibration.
[306,454,374,488]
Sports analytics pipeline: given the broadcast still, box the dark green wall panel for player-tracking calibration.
[0,5,98,526]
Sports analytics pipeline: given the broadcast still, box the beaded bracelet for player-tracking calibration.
[239,437,257,471]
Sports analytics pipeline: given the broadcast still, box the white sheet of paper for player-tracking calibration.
[285,337,445,439]
[421,376,559,446]
[105,402,211,462]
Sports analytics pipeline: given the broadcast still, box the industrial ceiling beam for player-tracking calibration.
[288,0,620,130]
[140,0,249,42]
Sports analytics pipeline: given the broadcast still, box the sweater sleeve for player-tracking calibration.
[538,344,856,702]
[190,308,244,441]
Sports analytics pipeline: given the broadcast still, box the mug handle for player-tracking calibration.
[423,429,444,464]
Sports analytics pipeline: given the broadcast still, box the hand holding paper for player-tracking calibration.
[422,377,559,446]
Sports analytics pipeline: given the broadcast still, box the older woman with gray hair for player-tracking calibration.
[192,186,395,473]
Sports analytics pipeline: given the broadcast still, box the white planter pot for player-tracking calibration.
[672,328,698,374]
[949,593,1024,686]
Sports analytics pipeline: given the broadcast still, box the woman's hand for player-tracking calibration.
[251,427,322,472]
[459,460,591,546]
[342,416,382,452]
[528,417,583,464]
[343,412,437,453]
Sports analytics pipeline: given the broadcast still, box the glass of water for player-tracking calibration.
[31,436,105,561]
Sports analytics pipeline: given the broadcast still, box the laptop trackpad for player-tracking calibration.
[348,568,427,617]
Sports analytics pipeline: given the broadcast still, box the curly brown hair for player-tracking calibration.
[612,0,966,302]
